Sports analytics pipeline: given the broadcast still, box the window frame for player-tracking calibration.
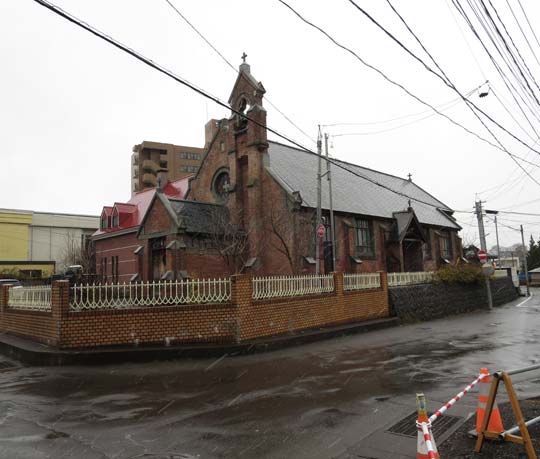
[440,231,453,260]
[355,218,375,259]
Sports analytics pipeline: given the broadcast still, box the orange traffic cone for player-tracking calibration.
[416,393,440,459]
[476,367,504,434]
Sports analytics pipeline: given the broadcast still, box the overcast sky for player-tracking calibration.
[2,0,540,249]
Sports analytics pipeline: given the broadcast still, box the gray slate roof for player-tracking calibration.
[266,141,460,230]
[169,200,230,235]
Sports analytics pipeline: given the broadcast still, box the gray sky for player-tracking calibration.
[2,0,540,249]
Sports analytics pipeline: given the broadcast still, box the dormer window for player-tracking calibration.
[112,209,119,227]
[100,210,110,230]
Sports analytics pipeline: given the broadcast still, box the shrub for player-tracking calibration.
[434,264,483,285]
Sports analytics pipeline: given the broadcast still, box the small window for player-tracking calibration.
[112,210,119,227]
[355,218,374,257]
[440,232,452,259]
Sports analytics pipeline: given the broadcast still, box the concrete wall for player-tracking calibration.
[389,277,518,323]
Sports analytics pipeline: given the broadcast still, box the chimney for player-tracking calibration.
[157,168,169,191]
[205,119,220,147]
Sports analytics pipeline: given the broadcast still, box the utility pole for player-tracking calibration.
[324,133,336,272]
[520,224,531,297]
[485,210,500,266]
[475,200,493,310]
[315,126,322,275]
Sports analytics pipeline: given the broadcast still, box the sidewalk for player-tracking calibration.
[0,316,399,365]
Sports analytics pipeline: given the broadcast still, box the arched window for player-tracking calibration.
[212,168,231,202]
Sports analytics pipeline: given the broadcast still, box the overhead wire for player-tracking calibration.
[162,0,316,145]
[32,0,463,212]
[277,0,540,179]
[504,0,540,70]
[346,0,540,186]
[459,0,540,127]
[452,0,540,129]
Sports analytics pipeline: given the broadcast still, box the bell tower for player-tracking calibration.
[226,54,269,269]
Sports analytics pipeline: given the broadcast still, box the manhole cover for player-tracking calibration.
[386,412,461,438]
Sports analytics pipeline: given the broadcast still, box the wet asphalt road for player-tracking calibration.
[0,291,538,459]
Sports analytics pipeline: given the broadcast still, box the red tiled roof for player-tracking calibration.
[93,177,191,237]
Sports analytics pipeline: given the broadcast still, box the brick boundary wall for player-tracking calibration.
[236,272,389,341]
[0,273,390,349]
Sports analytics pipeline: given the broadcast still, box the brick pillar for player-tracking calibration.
[379,271,388,292]
[333,272,344,296]
[231,274,252,343]
[51,280,70,346]
[379,271,390,317]
[0,285,10,313]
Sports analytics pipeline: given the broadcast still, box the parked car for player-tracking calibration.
[0,279,22,287]
[518,272,531,285]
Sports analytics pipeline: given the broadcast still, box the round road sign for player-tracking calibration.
[478,250,488,263]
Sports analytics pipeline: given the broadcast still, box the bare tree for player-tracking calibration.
[60,232,95,274]
[207,207,249,274]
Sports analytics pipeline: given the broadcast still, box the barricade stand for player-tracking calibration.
[413,372,488,458]
[474,367,504,435]
[416,393,440,459]
[474,368,538,459]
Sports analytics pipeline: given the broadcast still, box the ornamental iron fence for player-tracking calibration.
[252,274,334,300]
[343,273,381,291]
[70,278,231,311]
[387,271,434,287]
[8,286,52,312]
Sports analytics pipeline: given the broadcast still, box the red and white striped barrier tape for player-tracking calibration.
[417,421,437,459]
[428,372,489,424]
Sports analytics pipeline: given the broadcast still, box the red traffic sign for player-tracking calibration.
[317,224,325,238]
[478,250,488,263]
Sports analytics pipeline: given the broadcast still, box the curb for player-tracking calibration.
[0,317,400,365]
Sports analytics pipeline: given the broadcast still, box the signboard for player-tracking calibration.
[478,250,488,263]
[317,224,325,238]
[482,263,495,277]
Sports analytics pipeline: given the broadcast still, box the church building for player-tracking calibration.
[94,59,462,281]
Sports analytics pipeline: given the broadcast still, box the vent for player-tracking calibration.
[386,412,461,438]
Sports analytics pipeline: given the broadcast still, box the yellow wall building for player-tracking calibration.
[0,210,32,261]
[0,208,99,278]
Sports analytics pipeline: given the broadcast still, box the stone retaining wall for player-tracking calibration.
[389,277,518,323]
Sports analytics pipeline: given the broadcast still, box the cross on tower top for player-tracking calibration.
[407,172,412,181]
[241,52,247,63]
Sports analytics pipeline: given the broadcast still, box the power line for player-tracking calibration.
[323,87,478,127]
[347,0,540,186]
[517,0,540,51]
[163,0,316,145]
[31,0,462,214]
[498,210,540,217]
[504,0,540,71]
[452,0,540,129]
[277,0,540,177]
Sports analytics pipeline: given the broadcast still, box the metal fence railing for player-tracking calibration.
[8,286,52,312]
[343,273,381,291]
[70,278,231,311]
[252,274,334,300]
[387,271,434,287]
